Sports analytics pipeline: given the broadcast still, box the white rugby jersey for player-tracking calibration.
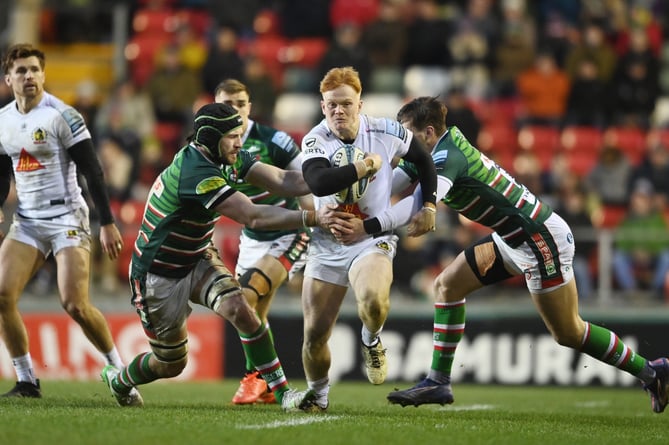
[301,114,413,220]
[0,92,90,219]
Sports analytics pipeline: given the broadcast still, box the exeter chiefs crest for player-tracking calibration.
[32,127,47,144]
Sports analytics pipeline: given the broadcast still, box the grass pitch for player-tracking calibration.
[0,379,665,445]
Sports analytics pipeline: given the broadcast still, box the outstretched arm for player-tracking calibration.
[214,190,351,232]
[331,175,452,244]
[245,162,311,197]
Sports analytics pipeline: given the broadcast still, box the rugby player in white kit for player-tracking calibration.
[298,66,438,411]
[0,43,141,405]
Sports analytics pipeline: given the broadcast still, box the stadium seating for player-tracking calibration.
[132,8,176,35]
[477,122,518,154]
[124,34,171,86]
[560,126,603,153]
[517,125,561,171]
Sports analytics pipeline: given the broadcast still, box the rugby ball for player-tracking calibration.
[330,144,369,204]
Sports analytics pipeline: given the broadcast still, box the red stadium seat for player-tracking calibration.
[478,98,523,125]
[330,0,380,28]
[477,122,518,154]
[560,126,604,153]
[238,35,289,89]
[281,37,329,68]
[132,8,176,35]
[562,149,598,177]
[124,34,171,86]
[517,125,560,171]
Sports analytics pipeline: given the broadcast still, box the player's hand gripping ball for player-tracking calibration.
[330,144,369,204]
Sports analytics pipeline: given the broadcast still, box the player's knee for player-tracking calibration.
[61,300,86,320]
[357,295,389,320]
[238,268,273,300]
[214,291,249,322]
[303,330,328,353]
[150,340,189,378]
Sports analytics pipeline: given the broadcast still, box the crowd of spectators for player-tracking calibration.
[9,0,669,302]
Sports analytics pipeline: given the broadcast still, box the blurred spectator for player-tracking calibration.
[491,0,536,97]
[317,22,372,88]
[534,0,581,65]
[201,25,245,95]
[402,0,452,68]
[612,3,664,58]
[275,0,332,38]
[447,0,495,99]
[609,26,660,129]
[516,51,570,127]
[361,0,408,68]
[95,78,160,170]
[563,58,610,129]
[584,142,633,206]
[564,21,618,84]
[630,140,669,209]
[72,79,100,142]
[206,0,262,37]
[444,86,481,145]
[554,182,597,299]
[612,179,669,299]
[164,22,208,73]
[241,56,277,125]
[98,129,141,204]
[147,43,202,125]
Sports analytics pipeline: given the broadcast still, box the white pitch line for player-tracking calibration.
[236,415,343,430]
[438,404,495,411]
[574,401,611,408]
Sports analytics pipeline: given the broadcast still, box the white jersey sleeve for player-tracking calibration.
[0,92,91,219]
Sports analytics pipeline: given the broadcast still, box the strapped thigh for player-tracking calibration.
[464,234,514,285]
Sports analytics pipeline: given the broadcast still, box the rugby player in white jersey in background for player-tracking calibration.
[0,43,142,405]
[298,66,438,412]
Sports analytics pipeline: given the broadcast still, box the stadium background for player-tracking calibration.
[1,0,669,385]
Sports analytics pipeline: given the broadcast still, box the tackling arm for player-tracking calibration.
[245,162,311,197]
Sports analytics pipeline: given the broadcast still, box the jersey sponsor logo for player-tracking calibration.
[271,131,293,150]
[336,203,368,219]
[304,137,317,148]
[61,108,86,134]
[303,146,326,156]
[66,229,78,238]
[32,127,47,144]
[16,148,45,172]
[366,119,407,141]
[196,176,226,194]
